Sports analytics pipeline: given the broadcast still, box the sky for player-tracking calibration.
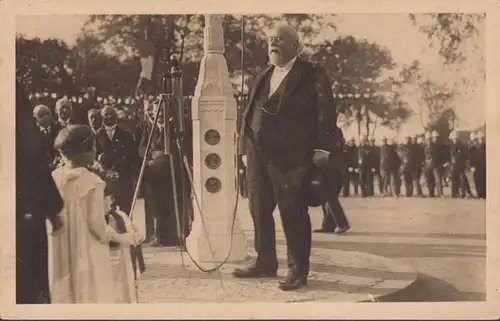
[16,14,485,139]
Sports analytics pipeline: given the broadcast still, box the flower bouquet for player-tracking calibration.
[88,158,123,249]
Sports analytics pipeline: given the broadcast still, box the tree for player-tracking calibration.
[311,36,411,132]
[16,37,76,96]
[409,13,485,68]
[78,14,405,134]
[82,14,338,95]
[69,32,140,97]
[399,60,456,138]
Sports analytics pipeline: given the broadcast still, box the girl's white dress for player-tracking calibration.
[49,166,141,303]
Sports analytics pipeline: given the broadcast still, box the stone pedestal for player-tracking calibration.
[186,14,248,267]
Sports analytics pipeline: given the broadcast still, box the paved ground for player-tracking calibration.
[133,195,486,302]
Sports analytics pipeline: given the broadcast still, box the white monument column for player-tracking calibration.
[187,14,248,265]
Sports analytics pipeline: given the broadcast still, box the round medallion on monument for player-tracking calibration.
[204,129,221,145]
[205,177,222,193]
[205,153,221,169]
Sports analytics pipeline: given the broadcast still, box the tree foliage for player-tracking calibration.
[17,14,409,130]
[16,37,75,95]
[409,13,485,66]
[399,60,456,137]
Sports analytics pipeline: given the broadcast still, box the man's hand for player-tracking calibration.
[313,149,330,167]
[471,167,476,173]
[241,155,248,168]
[50,216,64,236]
[151,151,165,160]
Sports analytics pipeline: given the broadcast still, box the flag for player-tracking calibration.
[140,56,154,80]
[135,17,157,97]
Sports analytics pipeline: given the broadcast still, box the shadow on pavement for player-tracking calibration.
[379,273,486,302]
[344,231,486,241]
[285,239,486,259]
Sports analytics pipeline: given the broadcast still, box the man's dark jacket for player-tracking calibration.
[238,58,344,171]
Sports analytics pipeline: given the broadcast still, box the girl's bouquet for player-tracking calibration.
[89,156,120,197]
[88,156,124,250]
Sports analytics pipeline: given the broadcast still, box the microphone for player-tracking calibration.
[170,54,185,134]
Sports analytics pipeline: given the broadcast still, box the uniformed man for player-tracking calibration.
[342,137,359,197]
[380,136,400,196]
[447,131,469,198]
[391,138,402,196]
[423,131,444,197]
[470,132,486,199]
[432,130,447,195]
[413,136,425,196]
[358,135,376,197]
[370,137,383,196]
[399,136,414,196]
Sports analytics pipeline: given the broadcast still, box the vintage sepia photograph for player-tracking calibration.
[3,0,498,318]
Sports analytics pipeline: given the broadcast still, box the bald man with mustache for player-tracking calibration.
[234,23,344,290]
[95,106,139,214]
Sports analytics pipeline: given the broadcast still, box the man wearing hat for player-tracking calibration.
[234,23,344,290]
[423,130,444,197]
[469,132,486,199]
[447,131,469,198]
[380,136,400,197]
[342,137,359,197]
[370,137,383,196]
[358,135,376,197]
[412,135,425,196]
[399,136,416,196]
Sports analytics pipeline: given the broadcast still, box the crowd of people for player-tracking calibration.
[16,21,487,302]
[17,82,194,303]
[338,131,487,200]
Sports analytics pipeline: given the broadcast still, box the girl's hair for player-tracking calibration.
[54,124,95,158]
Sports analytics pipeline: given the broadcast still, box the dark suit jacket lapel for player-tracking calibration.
[277,58,309,113]
[243,65,274,121]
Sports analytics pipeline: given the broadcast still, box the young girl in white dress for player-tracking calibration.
[50,125,143,303]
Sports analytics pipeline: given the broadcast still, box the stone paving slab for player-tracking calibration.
[137,245,418,303]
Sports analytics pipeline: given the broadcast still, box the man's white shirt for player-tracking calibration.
[268,56,297,98]
[105,124,117,140]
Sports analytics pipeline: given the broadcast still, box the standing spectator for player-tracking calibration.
[33,104,63,170]
[88,108,103,133]
[358,135,376,197]
[16,82,64,304]
[54,97,74,128]
[95,106,139,215]
[470,132,486,199]
[447,131,469,198]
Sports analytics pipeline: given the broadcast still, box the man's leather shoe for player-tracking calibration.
[232,265,277,278]
[278,274,307,291]
[313,228,335,233]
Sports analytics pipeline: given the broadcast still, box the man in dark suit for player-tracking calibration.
[314,165,350,234]
[470,131,486,199]
[95,106,139,214]
[423,131,445,197]
[233,24,343,291]
[380,136,400,196]
[138,102,189,247]
[16,82,64,304]
[33,104,63,170]
[358,135,376,197]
